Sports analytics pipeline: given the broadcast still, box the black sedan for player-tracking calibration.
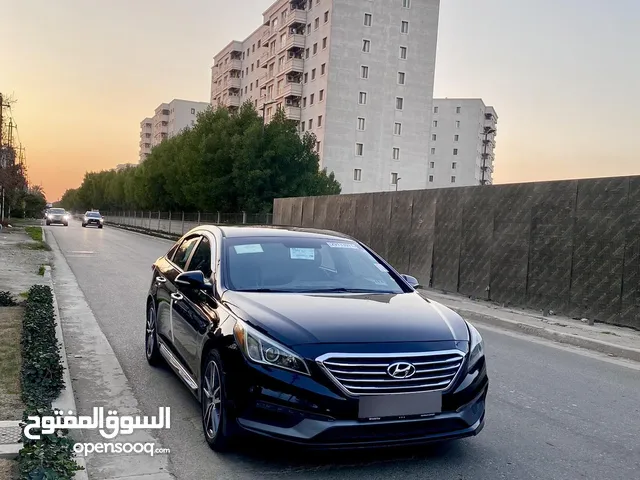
[145,226,488,451]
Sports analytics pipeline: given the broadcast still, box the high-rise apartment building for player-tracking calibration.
[211,0,440,193]
[138,99,209,163]
[428,99,498,187]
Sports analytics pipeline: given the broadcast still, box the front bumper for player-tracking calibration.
[47,217,68,224]
[227,349,488,449]
[84,219,103,226]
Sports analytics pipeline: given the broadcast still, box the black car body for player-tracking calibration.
[82,211,104,228]
[145,226,488,451]
[46,208,69,226]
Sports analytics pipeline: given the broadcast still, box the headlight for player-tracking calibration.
[83,216,88,221]
[467,322,484,370]
[233,319,310,375]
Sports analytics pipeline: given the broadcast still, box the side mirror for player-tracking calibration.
[175,271,212,291]
[401,274,421,289]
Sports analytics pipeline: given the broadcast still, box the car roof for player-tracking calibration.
[195,225,355,241]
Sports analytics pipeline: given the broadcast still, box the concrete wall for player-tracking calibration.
[273,175,640,329]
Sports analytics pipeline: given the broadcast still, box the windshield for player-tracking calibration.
[223,236,405,294]
[86,212,101,218]
[50,208,65,214]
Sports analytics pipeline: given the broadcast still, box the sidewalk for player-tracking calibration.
[419,288,640,362]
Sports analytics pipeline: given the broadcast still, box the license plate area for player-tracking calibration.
[358,391,442,420]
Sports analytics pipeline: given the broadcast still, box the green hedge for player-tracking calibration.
[18,285,83,479]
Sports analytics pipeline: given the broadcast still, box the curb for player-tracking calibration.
[451,307,640,363]
[42,230,89,479]
[0,420,21,459]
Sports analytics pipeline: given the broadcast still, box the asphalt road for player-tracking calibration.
[47,220,640,480]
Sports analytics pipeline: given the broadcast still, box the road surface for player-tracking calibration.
[47,220,640,480]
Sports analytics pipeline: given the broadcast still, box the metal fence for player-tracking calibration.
[99,211,273,237]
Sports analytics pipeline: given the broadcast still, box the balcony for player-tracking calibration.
[262,26,274,43]
[283,8,307,29]
[224,59,242,72]
[284,105,301,121]
[282,34,305,53]
[282,81,302,98]
[260,49,276,67]
[223,95,241,108]
[227,77,241,89]
[280,57,304,76]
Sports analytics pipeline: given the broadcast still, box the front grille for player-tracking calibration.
[318,350,465,396]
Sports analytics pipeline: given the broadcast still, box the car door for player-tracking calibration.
[156,235,201,367]
[171,234,222,376]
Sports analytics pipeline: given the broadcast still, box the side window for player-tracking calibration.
[186,236,213,277]
[172,237,200,270]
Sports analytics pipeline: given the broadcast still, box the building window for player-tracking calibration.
[301,122,305,132]
[191,108,196,114]
[319,89,324,101]
[354,169,362,181]
[310,93,315,104]
[309,118,313,129]
[396,97,404,110]
[452,162,457,169]
[456,106,461,113]
[307,23,312,35]
[433,106,439,113]
[304,73,308,83]
[429,175,434,182]
[451,176,456,183]
[361,66,369,78]
[453,148,458,155]
[432,134,437,141]
[303,97,307,107]
[455,120,460,128]
[357,117,366,130]
[359,92,367,104]
[454,134,459,141]
[401,21,409,34]
[364,13,372,26]
[324,10,329,22]
[312,68,316,80]
[394,122,402,135]
[391,173,399,185]
[362,39,371,52]
[403,0,411,7]
[400,46,407,59]
[433,120,438,127]
[313,43,318,54]
[306,48,310,58]
[317,141,321,152]
[321,63,326,75]
[393,148,400,160]
[318,115,323,127]
[397,72,406,84]
[315,17,319,29]
[322,37,327,49]
[429,161,435,168]
[356,143,364,156]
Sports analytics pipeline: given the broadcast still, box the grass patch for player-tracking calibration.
[19,242,51,252]
[17,285,83,479]
[37,266,46,276]
[23,227,43,243]
[0,306,24,422]
[18,292,28,300]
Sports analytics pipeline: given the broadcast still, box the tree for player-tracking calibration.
[60,103,341,213]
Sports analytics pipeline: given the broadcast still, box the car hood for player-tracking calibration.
[221,291,469,346]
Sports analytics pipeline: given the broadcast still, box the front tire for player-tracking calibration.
[63,223,68,227]
[145,302,163,366]
[81,223,86,227]
[98,224,103,229]
[46,221,50,226]
[201,349,236,451]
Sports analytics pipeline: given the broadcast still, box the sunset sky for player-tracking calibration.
[2,0,639,201]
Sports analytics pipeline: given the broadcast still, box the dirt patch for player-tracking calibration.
[0,306,23,421]
[0,459,18,480]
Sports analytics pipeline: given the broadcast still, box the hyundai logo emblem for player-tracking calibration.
[387,361,416,379]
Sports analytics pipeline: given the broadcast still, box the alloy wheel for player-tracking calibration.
[202,360,222,439]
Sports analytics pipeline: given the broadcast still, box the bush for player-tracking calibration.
[0,290,18,306]
[17,285,82,479]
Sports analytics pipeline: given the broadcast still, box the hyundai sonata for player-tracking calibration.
[144,226,488,451]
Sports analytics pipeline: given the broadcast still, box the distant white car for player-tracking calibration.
[46,208,70,226]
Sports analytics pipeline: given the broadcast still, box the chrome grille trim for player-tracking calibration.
[316,350,466,396]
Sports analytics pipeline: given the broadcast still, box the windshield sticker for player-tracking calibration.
[373,263,387,272]
[290,248,315,260]
[234,244,264,254]
[373,279,387,286]
[326,241,358,249]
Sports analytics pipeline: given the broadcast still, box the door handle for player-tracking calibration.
[156,276,167,283]
[171,293,183,301]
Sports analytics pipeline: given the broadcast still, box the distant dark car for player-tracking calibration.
[82,211,104,228]
[46,208,69,226]
[144,226,488,451]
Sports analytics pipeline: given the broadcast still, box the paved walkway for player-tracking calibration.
[419,288,640,362]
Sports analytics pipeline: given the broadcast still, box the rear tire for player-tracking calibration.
[145,301,163,366]
[46,221,50,226]
[201,349,237,452]
[63,223,68,227]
